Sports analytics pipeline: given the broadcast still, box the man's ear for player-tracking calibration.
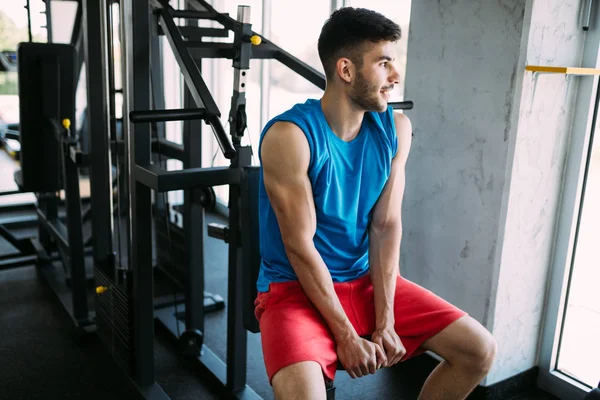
[336,58,354,84]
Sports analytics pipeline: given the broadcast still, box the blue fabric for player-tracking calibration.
[256,99,398,292]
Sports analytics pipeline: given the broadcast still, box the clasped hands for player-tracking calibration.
[336,325,406,379]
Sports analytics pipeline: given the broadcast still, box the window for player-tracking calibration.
[538,8,600,398]
[0,1,46,206]
[49,1,78,44]
[555,132,600,388]
[266,0,328,118]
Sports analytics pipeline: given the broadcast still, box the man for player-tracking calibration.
[255,7,497,400]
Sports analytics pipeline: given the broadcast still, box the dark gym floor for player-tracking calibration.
[0,199,560,399]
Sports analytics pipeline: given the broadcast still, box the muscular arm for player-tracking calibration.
[369,112,413,330]
[261,122,357,343]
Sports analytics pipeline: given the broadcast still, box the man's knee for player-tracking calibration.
[461,327,497,375]
[272,360,327,400]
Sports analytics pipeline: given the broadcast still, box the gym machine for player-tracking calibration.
[9,41,94,334]
[0,2,87,273]
[92,0,414,399]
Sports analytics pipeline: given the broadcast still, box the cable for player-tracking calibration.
[211,120,230,167]
[245,126,257,166]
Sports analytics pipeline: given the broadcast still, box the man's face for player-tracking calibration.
[348,41,400,112]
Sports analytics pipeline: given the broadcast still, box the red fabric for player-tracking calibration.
[254,273,467,384]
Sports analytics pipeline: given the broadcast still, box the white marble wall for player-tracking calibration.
[402,0,527,324]
[488,0,586,385]
[404,0,588,387]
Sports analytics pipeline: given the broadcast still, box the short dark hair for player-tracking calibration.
[318,8,402,79]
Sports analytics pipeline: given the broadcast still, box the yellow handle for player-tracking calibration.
[250,35,261,45]
[96,286,108,295]
[62,118,71,129]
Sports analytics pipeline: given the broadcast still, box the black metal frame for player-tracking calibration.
[11,41,94,334]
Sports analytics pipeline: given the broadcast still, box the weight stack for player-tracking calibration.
[94,267,132,375]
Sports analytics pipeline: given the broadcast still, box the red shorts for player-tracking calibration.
[254,273,467,383]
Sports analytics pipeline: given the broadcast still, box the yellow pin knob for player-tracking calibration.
[250,35,261,45]
[96,286,108,294]
[62,118,71,129]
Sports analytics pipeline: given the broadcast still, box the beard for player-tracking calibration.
[348,71,388,112]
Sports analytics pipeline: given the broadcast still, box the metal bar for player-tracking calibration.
[112,138,186,161]
[129,0,155,388]
[150,10,167,213]
[157,10,218,115]
[135,164,240,192]
[226,7,251,391]
[169,10,217,19]
[0,224,24,250]
[0,255,38,271]
[188,44,235,59]
[0,248,94,271]
[260,0,272,131]
[157,9,235,159]
[390,101,414,110]
[0,215,37,228]
[45,0,53,43]
[130,108,208,123]
[153,139,185,161]
[226,150,253,392]
[26,0,33,42]
[61,137,89,322]
[37,196,58,249]
[83,0,115,271]
[36,209,69,251]
[107,0,118,143]
[182,49,205,343]
[178,26,229,39]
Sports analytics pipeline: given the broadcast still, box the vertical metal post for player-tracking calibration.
[260,0,272,131]
[183,89,205,335]
[151,12,167,212]
[182,0,205,343]
[82,0,114,274]
[105,0,127,270]
[45,0,53,43]
[62,136,88,323]
[25,0,33,42]
[125,0,155,388]
[226,5,252,392]
[38,195,57,248]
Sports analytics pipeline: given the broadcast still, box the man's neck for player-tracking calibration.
[320,89,365,142]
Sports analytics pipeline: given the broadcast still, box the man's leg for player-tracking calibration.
[255,281,338,400]
[418,316,497,400]
[352,275,496,399]
[272,361,327,400]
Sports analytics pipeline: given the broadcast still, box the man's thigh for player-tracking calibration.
[352,274,467,360]
[255,280,339,384]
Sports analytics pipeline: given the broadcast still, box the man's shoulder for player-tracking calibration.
[263,99,322,138]
[272,99,320,120]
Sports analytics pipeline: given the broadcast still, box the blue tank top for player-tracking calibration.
[256,99,398,292]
